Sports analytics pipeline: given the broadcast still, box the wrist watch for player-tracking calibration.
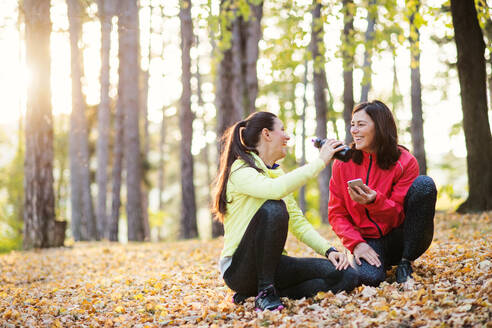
[325,247,338,258]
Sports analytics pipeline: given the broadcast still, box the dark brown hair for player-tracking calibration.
[212,111,277,222]
[351,100,401,170]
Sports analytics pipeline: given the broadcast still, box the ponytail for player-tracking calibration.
[212,112,276,222]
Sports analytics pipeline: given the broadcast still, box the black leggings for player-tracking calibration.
[356,175,437,286]
[223,200,359,299]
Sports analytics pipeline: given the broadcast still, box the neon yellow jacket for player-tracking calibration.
[220,152,332,259]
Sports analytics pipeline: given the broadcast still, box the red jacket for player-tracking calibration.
[328,147,419,253]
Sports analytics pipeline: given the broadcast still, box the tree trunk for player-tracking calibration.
[209,9,224,237]
[216,2,242,136]
[96,0,114,239]
[450,0,492,212]
[299,60,308,214]
[67,0,97,241]
[217,0,263,127]
[342,0,355,144]
[311,0,331,224]
[139,0,153,241]
[390,43,402,117]
[196,35,214,238]
[231,19,245,118]
[482,18,492,110]
[408,0,427,175]
[120,0,145,241]
[360,0,376,103]
[244,2,262,116]
[109,81,124,242]
[158,108,166,211]
[179,0,198,239]
[158,5,166,213]
[23,0,59,249]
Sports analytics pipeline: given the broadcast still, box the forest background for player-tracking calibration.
[0,0,491,251]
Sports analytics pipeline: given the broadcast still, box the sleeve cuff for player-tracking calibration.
[345,238,366,253]
[364,191,383,210]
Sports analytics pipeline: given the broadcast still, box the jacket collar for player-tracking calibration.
[250,152,279,170]
[362,150,377,162]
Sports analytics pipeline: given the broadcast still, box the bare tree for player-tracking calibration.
[243,2,263,116]
[407,0,427,175]
[96,0,115,239]
[217,0,263,133]
[216,1,243,136]
[109,79,124,242]
[299,60,308,214]
[139,0,153,241]
[120,0,145,241]
[311,0,331,223]
[360,0,376,103]
[208,2,225,237]
[23,0,60,249]
[158,4,167,213]
[158,110,166,211]
[196,35,214,235]
[342,0,355,144]
[179,0,198,239]
[450,0,492,212]
[67,0,97,241]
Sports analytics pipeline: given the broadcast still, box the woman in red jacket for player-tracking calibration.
[328,100,437,286]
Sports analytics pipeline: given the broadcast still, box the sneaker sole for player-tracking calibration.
[255,305,284,312]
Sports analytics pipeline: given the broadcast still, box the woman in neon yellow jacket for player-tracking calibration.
[212,111,359,311]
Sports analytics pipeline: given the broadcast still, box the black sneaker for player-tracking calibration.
[231,292,248,304]
[396,259,414,283]
[254,285,284,311]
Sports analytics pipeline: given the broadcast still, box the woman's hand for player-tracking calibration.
[353,242,381,267]
[328,251,351,270]
[347,184,377,204]
[318,139,346,165]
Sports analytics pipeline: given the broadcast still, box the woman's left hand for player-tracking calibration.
[328,251,351,270]
[348,184,377,205]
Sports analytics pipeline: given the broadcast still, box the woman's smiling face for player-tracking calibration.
[351,109,376,153]
[270,118,290,160]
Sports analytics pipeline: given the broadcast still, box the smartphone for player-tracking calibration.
[347,178,364,189]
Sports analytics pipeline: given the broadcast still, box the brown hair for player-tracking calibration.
[351,100,401,170]
[212,111,277,222]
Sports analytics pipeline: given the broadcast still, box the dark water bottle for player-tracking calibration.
[312,138,353,162]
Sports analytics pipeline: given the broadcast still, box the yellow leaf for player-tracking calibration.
[114,306,125,314]
[134,293,144,301]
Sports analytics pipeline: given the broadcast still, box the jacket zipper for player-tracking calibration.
[364,155,383,238]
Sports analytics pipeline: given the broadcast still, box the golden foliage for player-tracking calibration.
[0,212,490,327]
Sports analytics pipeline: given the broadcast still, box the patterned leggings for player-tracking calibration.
[355,175,437,286]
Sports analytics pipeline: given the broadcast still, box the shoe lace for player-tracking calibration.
[256,285,283,310]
